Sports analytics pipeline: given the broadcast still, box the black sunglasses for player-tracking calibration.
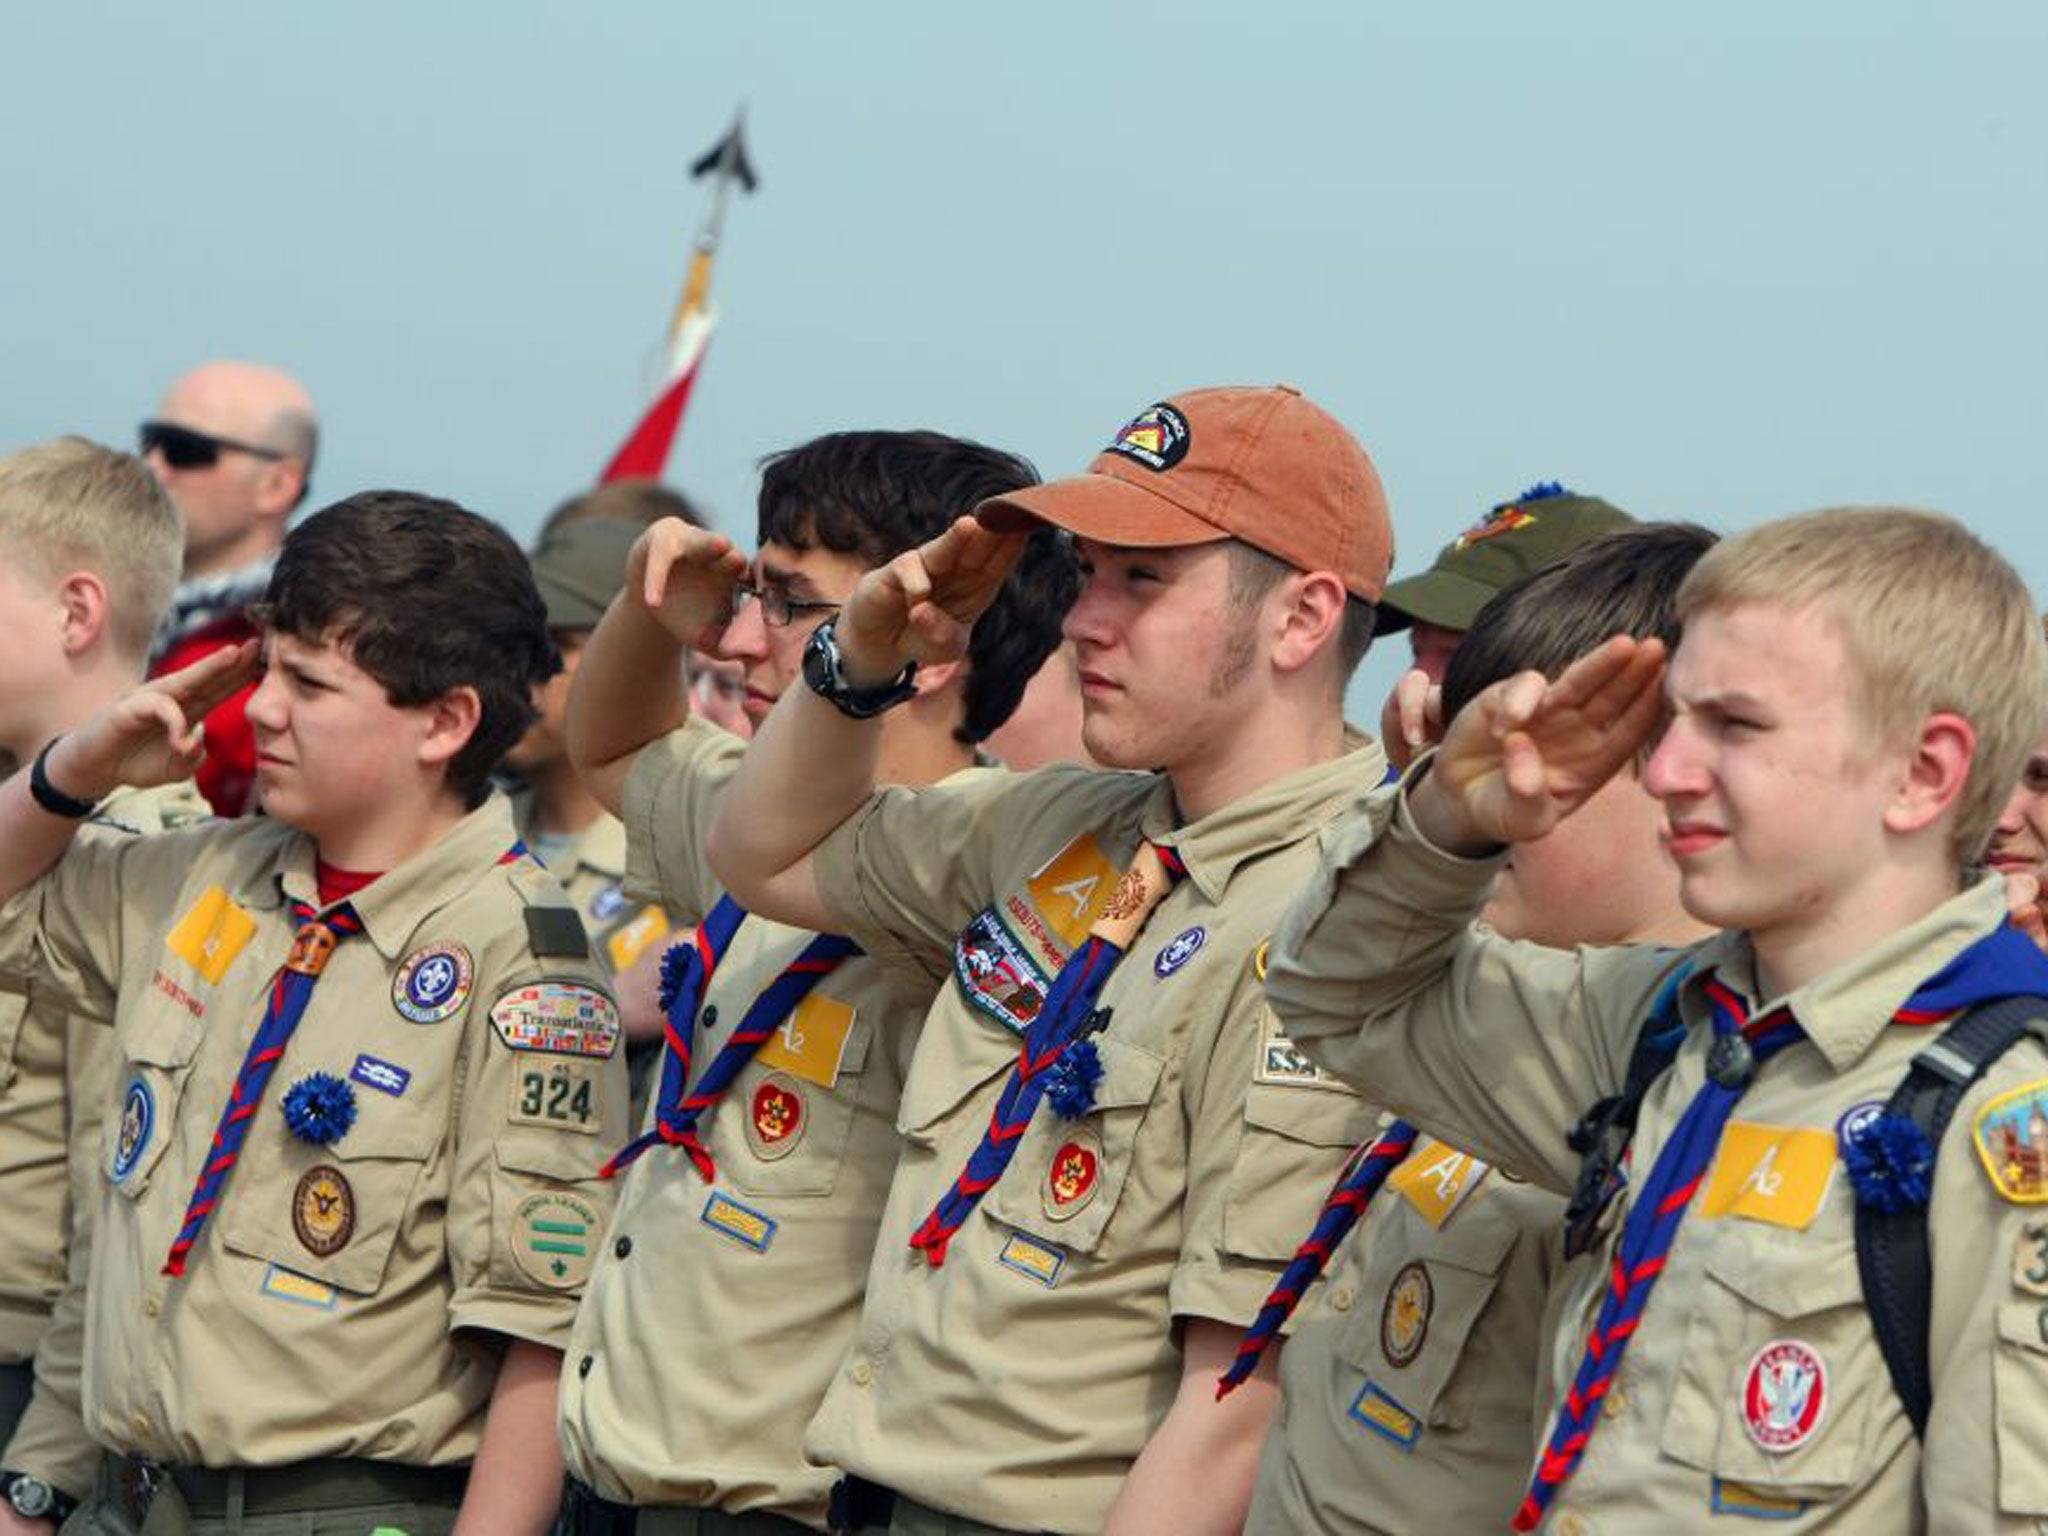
[138,420,288,471]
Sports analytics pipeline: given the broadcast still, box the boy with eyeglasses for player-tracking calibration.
[554,430,1076,1533]
[0,491,625,1536]
[140,361,319,817]
[1265,508,2048,1531]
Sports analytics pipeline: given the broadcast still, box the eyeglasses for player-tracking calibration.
[138,420,288,471]
[730,583,841,628]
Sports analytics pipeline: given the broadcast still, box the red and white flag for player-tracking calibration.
[599,305,715,483]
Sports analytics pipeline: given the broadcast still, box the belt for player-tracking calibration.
[115,1454,466,1521]
[827,1477,896,1534]
[561,1479,818,1536]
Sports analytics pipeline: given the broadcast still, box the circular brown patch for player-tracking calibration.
[1380,1262,1433,1368]
[293,1165,355,1257]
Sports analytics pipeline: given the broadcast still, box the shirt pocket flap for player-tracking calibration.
[1224,1084,1380,1262]
[895,1017,1015,1144]
[219,1124,434,1296]
[495,1126,606,1184]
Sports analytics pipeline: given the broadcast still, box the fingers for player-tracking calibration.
[168,639,262,719]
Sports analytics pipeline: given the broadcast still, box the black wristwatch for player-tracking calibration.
[802,617,919,720]
[28,739,100,820]
[1,1469,76,1524]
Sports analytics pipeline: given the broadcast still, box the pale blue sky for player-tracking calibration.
[4,3,2044,715]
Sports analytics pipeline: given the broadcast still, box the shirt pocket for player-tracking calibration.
[218,1113,437,1296]
[717,1013,876,1199]
[1994,1299,2048,1515]
[1335,1193,1522,1431]
[1223,1084,1381,1261]
[980,1034,1166,1258]
[103,1003,205,1196]
[488,1126,612,1293]
[1658,1224,1909,1500]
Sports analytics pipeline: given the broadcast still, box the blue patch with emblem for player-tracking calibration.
[589,883,630,923]
[349,1053,411,1098]
[1835,1099,1885,1149]
[392,943,474,1024]
[1710,1477,1807,1519]
[112,1078,154,1182]
[1347,1381,1421,1448]
[954,907,1052,1035]
[700,1192,777,1253]
[1154,925,1207,979]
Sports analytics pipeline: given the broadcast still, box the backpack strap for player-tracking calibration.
[1855,994,2048,1437]
[1562,962,1693,1260]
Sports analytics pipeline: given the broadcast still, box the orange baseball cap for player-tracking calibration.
[978,384,1394,600]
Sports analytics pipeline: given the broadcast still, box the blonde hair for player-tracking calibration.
[0,437,183,662]
[1678,506,2048,867]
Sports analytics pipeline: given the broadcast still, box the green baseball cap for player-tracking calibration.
[1374,484,1637,635]
[529,516,641,631]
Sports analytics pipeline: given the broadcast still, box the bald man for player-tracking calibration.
[141,361,319,815]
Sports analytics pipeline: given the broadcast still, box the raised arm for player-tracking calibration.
[564,517,746,815]
[0,642,258,902]
[706,515,1025,931]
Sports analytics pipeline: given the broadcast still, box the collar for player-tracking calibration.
[1144,729,1387,903]
[1675,876,2011,1072]
[263,793,525,961]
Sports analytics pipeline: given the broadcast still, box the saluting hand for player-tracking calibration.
[628,517,749,651]
[1413,634,1668,853]
[1379,667,1444,775]
[48,639,262,801]
[834,516,1028,685]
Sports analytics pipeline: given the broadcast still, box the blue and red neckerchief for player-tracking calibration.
[1515,921,2048,1529]
[602,895,860,1181]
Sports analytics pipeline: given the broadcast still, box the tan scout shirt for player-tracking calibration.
[1246,1138,1562,1536]
[0,793,627,1479]
[560,721,963,1527]
[0,781,209,1363]
[801,748,1385,1535]
[1267,785,2048,1533]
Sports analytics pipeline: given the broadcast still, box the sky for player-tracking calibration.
[4,3,2045,717]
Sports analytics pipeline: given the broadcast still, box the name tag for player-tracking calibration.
[996,1230,1066,1287]
[1388,1138,1488,1228]
[1699,1122,1837,1229]
[1026,834,1120,948]
[757,995,855,1088]
[700,1192,777,1253]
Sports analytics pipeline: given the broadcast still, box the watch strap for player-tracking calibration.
[28,739,100,820]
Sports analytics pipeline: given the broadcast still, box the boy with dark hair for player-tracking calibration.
[0,491,626,1536]
[556,430,1075,1532]
[1237,523,1715,1535]
[1266,507,2048,1531]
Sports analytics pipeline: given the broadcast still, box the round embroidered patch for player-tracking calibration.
[393,943,474,1024]
[1154,926,1207,979]
[1105,402,1191,472]
[292,1165,355,1257]
[1834,1100,1885,1150]
[112,1078,154,1182]
[1380,1262,1433,1368]
[747,1074,806,1160]
[588,883,630,923]
[511,1191,601,1289]
[1043,1133,1102,1220]
[1742,1339,1827,1453]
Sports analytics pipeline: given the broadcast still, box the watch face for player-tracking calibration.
[8,1476,54,1517]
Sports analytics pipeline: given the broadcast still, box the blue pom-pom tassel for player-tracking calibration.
[1514,481,1569,503]
[658,942,694,1015]
[282,1072,358,1146]
[1046,1039,1103,1120]
[1843,1111,1935,1214]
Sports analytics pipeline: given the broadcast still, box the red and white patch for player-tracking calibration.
[1741,1339,1827,1453]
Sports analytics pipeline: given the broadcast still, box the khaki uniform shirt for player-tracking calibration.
[0,781,209,1365]
[1266,784,2048,1533]
[802,748,1385,1534]
[1246,1131,1562,1535]
[560,721,962,1528]
[0,793,626,1491]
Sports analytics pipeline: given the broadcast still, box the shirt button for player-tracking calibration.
[143,1297,161,1319]
[851,1361,873,1387]
[701,1005,719,1029]
[578,1355,594,1379]
[1330,1286,1354,1312]
[131,1413,151,1438]
[1553,1511,1589,1536]
[1604,1384,1628,1420]
[614,1236,633,1259]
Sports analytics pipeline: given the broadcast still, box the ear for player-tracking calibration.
[1884,710,1976,839]
[417,685,484,773]
[1268,571,1349,677]
[55,571,111,656]
[911,656,965,701]
[253,457,307,521]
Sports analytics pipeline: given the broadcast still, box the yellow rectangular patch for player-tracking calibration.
[700,1192,777,1253]
[756,995,855,1089]
[1388,1138,1489,1228]
[1026,833,1120,948]
[605,906,670,973]
[1699,1122,1838,1229]
[996,1230,1066,1287]
[260,1263,338,1310]
[164,886,259,986]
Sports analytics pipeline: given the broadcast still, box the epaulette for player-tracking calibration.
[506,861,591,961]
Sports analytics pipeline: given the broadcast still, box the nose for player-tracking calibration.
[715,593,770,662]
[1641,714,1702,801]
[1061,574,1115,648]
[244,660,285,731]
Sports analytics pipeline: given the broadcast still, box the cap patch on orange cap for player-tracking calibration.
[1105,403,1191,473]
